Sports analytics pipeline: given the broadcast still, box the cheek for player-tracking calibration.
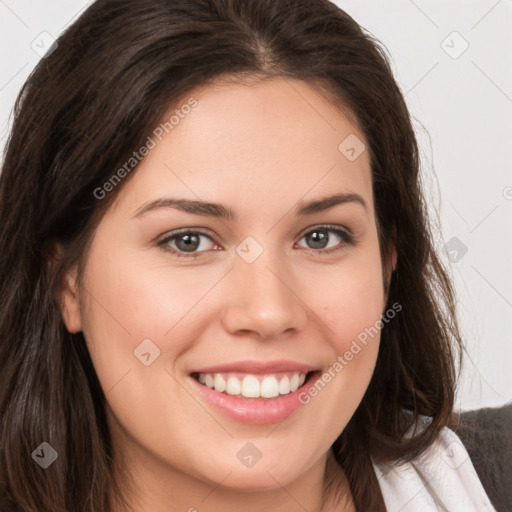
[78,241,230,397]
[81,243,202,340]
[329,270,385,356]
[78,245,215,460]
[303,248,386,354]
[298,273,384,439]
[296,246,386,411]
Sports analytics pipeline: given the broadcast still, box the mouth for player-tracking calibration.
[188,364,321,425]
[190,371,314,399]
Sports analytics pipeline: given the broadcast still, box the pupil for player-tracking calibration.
[177,233,199,252]
[308,230,327,249]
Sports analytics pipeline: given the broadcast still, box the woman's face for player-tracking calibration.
[60,77,391,495]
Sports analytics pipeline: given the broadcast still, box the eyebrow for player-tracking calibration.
[133,192,367,220]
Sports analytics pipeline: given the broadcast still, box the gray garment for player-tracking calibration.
[453,403,512,512]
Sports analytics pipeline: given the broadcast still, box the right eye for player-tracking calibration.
[158,229,221,258]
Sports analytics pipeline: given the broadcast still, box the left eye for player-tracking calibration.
[296,226,353,254]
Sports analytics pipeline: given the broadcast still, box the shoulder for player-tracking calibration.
[451,403,512,512]
[373,408,510,512]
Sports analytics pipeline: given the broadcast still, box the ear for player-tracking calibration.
[383,242,397,300]
[390,245,397,273]
[50,244,83,334]
[386,225,398,277]
[58,264,83,333]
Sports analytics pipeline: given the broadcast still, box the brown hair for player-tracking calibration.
[0,0,462,510]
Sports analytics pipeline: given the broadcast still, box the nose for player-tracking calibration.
[220,247,308,340]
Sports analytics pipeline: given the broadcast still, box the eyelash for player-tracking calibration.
[157,225,355,259]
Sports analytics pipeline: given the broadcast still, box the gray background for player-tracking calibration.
[1,0,511,411]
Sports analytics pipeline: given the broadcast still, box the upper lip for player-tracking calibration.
[190,360,319,375]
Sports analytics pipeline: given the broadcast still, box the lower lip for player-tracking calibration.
[189,373,320,425]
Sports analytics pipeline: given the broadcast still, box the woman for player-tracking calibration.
[0,0,508,510]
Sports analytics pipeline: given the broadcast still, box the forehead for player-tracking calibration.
[109,76,373,220]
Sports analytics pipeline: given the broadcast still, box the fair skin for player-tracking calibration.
[58,76,394,512]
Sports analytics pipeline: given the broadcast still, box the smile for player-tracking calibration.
[192,371,308,398]
[188,361,321,425]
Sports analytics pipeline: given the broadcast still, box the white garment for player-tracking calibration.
[373,425,496,512]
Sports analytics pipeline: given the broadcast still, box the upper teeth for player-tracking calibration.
[197,372,307,398]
